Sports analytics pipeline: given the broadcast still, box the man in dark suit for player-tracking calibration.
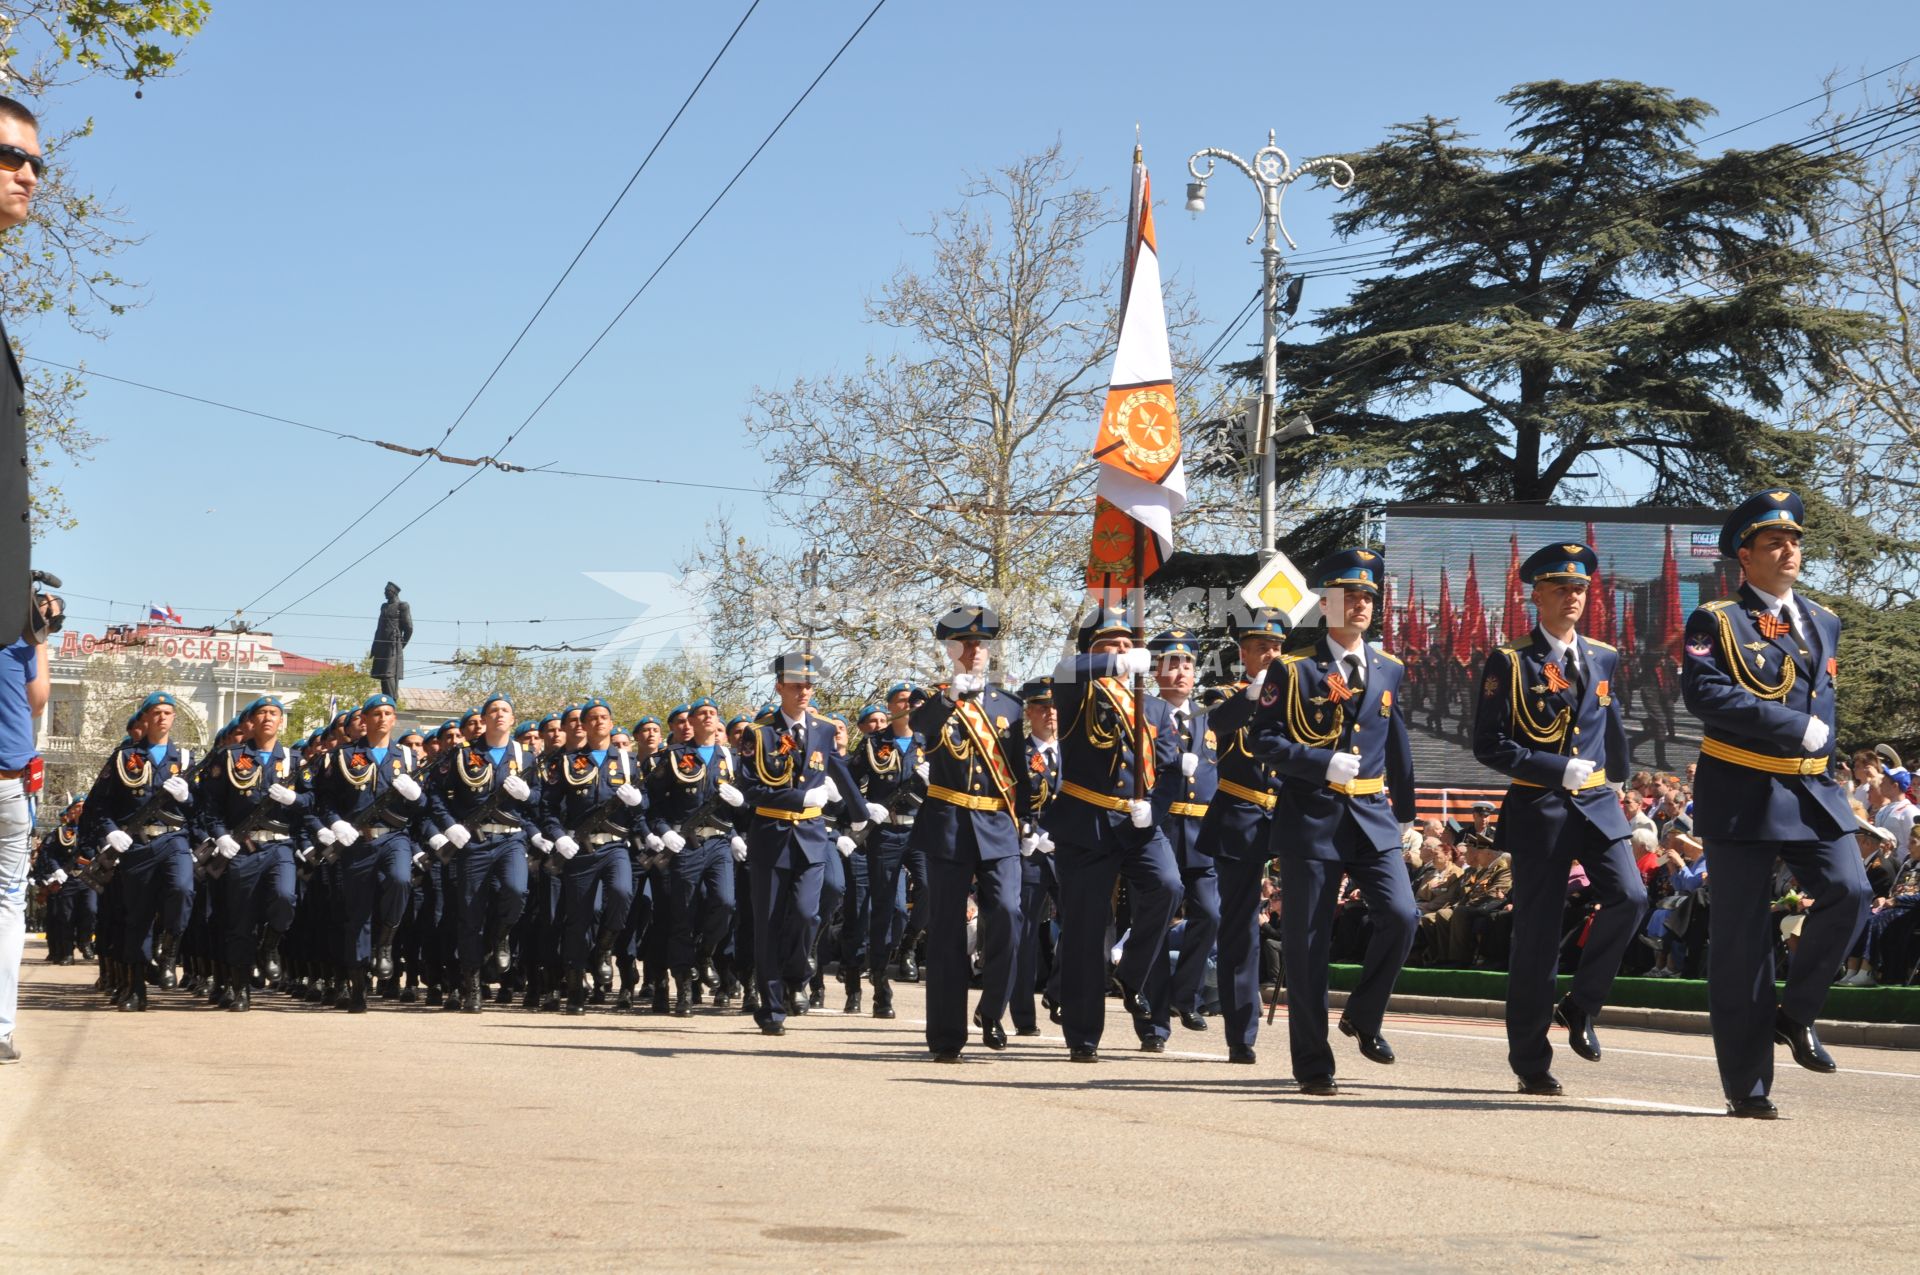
[906,605,1028,1060]
[1680,490,1871,1118]
[1247,550,1418,1095]
[1473,542,1647,1096]
[737,651,862,1036]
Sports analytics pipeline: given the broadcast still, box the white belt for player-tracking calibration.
[692,826,730,841]
[476,823,520,837]
[585,833,625,847]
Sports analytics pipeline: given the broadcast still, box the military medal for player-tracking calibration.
[1542,661,1570,693]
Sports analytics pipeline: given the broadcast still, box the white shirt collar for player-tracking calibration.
[781,712,807,732]
[1325,633,1367,666]
[1747,582,1797,619]
[1538,626,1580,667]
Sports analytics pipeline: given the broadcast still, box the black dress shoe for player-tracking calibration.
[844,987,863,1015]
[1727,1095,1779,1120]
[1068,1047,1098,1063]
[1116,980,1152,1026]
[973,1010,1007,1051]
[1015,1025,1042,1037]
[1179,1009,1209,1032]
[229,984,251,1013]
[1139,1038,1166,1053]
[1516,1071,1564,1096]
[931,1049,963,1063]
[1338,1016,1396,1065]
[872,991,896,1020]
[1228,1045,1257,1065]
[1298,1074,1338,1096]
[760,1022,786,1036]
[1774,1011,1836,1073]
[1555,996,1602,1062]
[901,950,919,983]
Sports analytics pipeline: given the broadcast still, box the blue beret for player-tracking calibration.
[537,712,560,728]
[667,702,691,720]
[577,697,611,716]
[885,681,915,699]
[1720,489,1805,558]
[513,720,537,738]
[138,691,177,714]
[459,707,483,727]
[480,692,512,713]
[247,696,288,716]
[685,696,717,715]
[857,702,886,722]
[726,714,749,729]
[633,715,659,731]
[361,692,396,713]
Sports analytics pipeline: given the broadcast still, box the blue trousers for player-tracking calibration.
[839,842,869,978]
[1704,835,1870,1101]
[1146,861,1220,1036]
[221,843,295,970]
[1507,830,1647,1076]
[1279,836,1416,1081]
[925,845,1022,1053]
[335,832,413,967]
[451,835,529,972]
[1011,852,1060,1032]
[1054,831,1183,1053]
[1213,851,1269,1051]
[748,854,822,1024]
[864,827,923,975]
[117,833,195,965]
[559,843,633,969]
[667,836,734,971]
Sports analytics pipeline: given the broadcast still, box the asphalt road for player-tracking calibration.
[3,937,1917,1272]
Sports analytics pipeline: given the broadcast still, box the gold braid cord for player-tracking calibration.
[1709,603,1794,702]
[1506,648,1569,747]
[1284,659,1342,749]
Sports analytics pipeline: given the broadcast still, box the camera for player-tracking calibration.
[27,566,64,643]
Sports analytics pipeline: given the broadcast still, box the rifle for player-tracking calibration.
[433,749,530,861]
[200,755,303,878]
[78,765,194,890]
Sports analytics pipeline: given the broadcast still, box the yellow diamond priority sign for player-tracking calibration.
[1239,550,1318,628]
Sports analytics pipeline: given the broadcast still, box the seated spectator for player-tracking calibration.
[1427,835,1508,967]
[1863,839,1920,985]
[1874,770,1916,867]
[1841,824,1899,985]
[1851,748,1883,808]
[1646,831,1707,977]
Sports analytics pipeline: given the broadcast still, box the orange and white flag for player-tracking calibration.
[1087,148,1185,601]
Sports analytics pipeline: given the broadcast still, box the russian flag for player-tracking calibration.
[149,605,183,624]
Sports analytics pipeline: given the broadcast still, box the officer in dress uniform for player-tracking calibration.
[82,691,196,1008]
[1143,629,1220,1041]
[644,696,744,1016]
[1247,551,1418,1094]
[737,652,862,1035]
[1042,605,1182,1062]
[856,681,931,1008]
[425,691,540,1013]
[30,799,89,964]
[1473,543,1647,1095]
[1010,678,1061,1037]
[1680,490,1871,1118]
[310,692,428,1012]
[196,696,308,1013]
[903,605,1029,1060]
[539,697,643,1014]
[1198,608,1289,1065]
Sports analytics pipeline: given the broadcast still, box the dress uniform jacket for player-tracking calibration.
[311,744,427,839]
[645,742,741,840]
[1154,704,1217,869]
[1040,654,1180,849]
[908,686,1027,860]
[738,716,861,868]
[426,741,542,838]
[1196,685,1281,860]
[540,747,647,845]
[85,740,194,845]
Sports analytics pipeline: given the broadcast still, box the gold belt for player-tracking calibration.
[1329,776,1385,797]
[926,784,1008,813]
[1699,737,1828,777]
[1511,769,1609,792]
[1059,780,1138,813]
[753,806,823,822]
[1215,778,1277,812]
[1168,801,1210,818]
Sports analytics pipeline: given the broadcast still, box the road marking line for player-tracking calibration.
[1589,1097,1727,1115]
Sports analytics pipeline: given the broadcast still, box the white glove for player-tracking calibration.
[836,835,855,857]
[865,801,891,824]
[390,773,421,802]
[104,829,132,854]
[267,782,297,806]
[802,782,831,807]
[49,868,67,886]
[1561,758,1597,792]
[552,835,580,861]
[1128,799,1153,828]
[1037,831,1055,854]
[531,833,552,853]
[1802,715,1830,754]
[951,672,987,696]
[614,783,643,807]
[642,832,664,852]
[163,775,191,802]
[502,774,531,802]
[1020,833,1039,858]
[427,833,448,854]
[1117,648,1152,678]
[315,825,337,848]
[215,835,240,860]
[330,820,360,847]
[1180,752,1199,777]
[411,850,427,870]
[822,777,842,804]
[915,761,931,783]
[444,823,472,850]
[730,835,748,862]
[1325,752,1362,786]
[1244,668,1267,701]
[717,782,745,808]
[663,829,686,853]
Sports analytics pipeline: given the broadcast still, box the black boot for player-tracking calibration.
[901,946,919,983]
[650,981,671,1014]
[872,976,896,1020]
[346,968,370,1014]
[485,923,512,978]
[153,930,179,990]
[523,968,542,1010]
[592,933,617,988]
[615,958,638,1011]
[673,971,693,1018]
[741,982,761,1015]
[565,970,588,1016]
[807,979,826,1009]
[462,969,484,1014]
[844,978,863,1015]
[371,924,397,979]
[256,928,283,983]
[230,982,252,1013]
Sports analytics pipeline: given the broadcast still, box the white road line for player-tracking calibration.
[1589,1097,1728,1115]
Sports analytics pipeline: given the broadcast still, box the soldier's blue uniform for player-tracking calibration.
[425,692,541,1012]
[1041,607,1182,1060]
[1197,609,1289,1063]
[539,700,644,1013]
[644,698,742,1015]
[1142,629,1221,1041]
[907,606,1029,1058]
[1009,678,1061,1036]
[738,653,862,1033]
[309,693,428,1010]
[1680,490,1870,1114]
[1247,551,1418,1089]
[1472,543,1646,1088]
[851,684,929,1013]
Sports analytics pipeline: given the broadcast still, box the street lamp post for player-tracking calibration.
[1186,131,1353,562]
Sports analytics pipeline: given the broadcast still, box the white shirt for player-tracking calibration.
[1876,797,1915,868]
[1745,582,1804,631]
[1538,626,1583,678]
[1325,633,1367,688]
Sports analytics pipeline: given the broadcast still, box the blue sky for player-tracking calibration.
[18,0,1907,683]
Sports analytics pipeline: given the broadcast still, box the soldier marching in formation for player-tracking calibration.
[31,495,1876,1114]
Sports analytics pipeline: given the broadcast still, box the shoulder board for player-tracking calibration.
[1583,638,1617,652]
[1371,649,1404,666]
[1702,600,1736,613]
[1280,652,1310,665]
[1498,645,1522,657]
[1803,598,1834,618]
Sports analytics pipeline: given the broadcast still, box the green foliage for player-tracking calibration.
[1202,79,1883,570]
[287,657,377,732]
[443,647,723,731]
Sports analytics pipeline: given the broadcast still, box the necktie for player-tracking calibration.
[1563,647,1583,700]
[1345,654,1365,695]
